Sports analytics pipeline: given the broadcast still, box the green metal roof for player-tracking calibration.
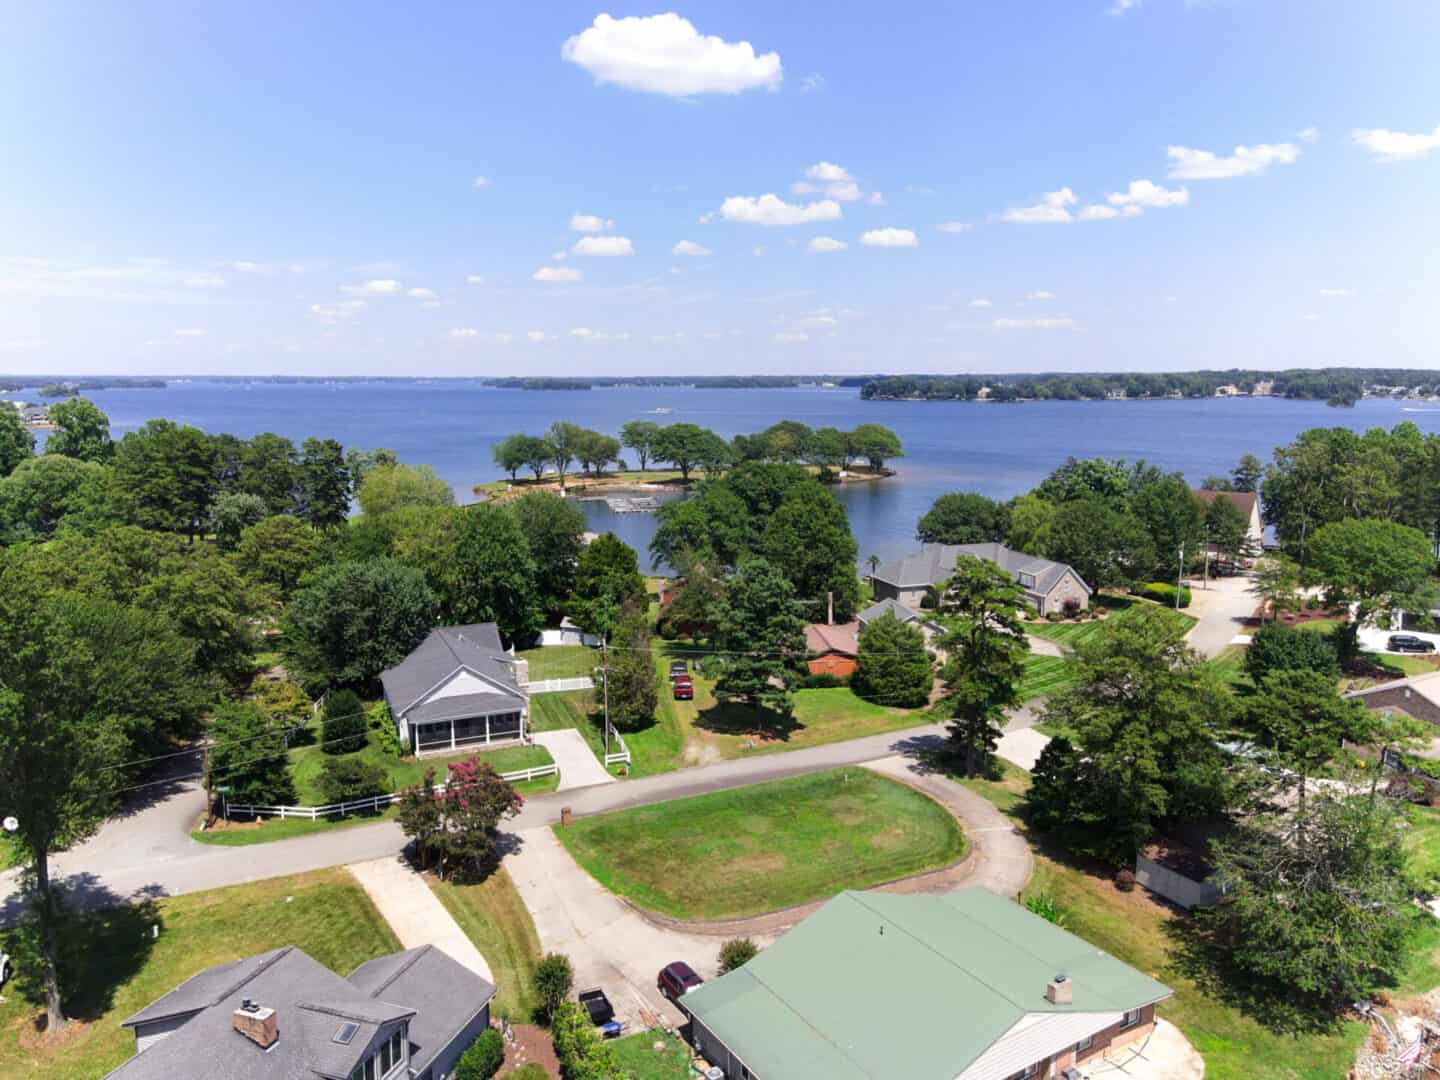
[683,888,1171,1080]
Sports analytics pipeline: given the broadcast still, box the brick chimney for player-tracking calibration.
[233,999,278,1049]
[512,657,529,688]
[1045,974,1073,1005]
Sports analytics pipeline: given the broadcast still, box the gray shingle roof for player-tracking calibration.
[380,624,523,719]
[349,945,497,1077]
[873,543,1090,598]
[857,597,923,625]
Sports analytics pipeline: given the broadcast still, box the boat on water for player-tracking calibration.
[650,407,673,414]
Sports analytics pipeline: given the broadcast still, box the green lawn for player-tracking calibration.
[289,726,556,804]
[1206,645,1252,689]
[554,768,966,920]
[1401,803,1440,885]
[0,870,399,1080]
[529,690,634,777]
[611,1030,692,1079]
[517,644,601,683]
[1028,600,1197,650]
[1016,655,1075,701]
[1295,618,1345,635]
[429,868,543,1022]
[1360,651,1437,677]
[193,806,399,846]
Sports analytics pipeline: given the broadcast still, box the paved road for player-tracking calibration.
[1184,572,1257,658]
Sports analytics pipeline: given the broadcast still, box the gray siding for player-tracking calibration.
[420,1002,490,1080]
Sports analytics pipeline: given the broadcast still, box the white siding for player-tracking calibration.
[957,1011,1122,1080]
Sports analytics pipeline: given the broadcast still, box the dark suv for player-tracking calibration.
[657,961,703,1002]
[668,659,689,681]
[1388,634,1436,653]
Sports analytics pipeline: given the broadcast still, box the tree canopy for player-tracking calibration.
[44,397,113,462]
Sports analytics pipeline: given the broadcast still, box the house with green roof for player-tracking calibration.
[682,888,1171,1080]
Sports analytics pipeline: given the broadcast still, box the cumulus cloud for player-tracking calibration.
[773,331,809,343]
[1107,178,1189,209]
[807,236,847,253]
[1026,290,1057,301]
[937,221,972,233]
[472,176,492,189]
[1001,188,1077,224]
[561,13,781,97]
[711,194,842,226]
[672,240,712,256]
[994,315,1078,329]
[1319,287,1355,297]
[232,261,259,272]
[184,272,225,288]
[800,73,825,93]
[1166,142,1300,179]
[466,274,485,285]
[572,236,635,257]
[968,299,992,309]
[1079,204,1122,221]
[791,161,884,205]
[570,213,614,232]
[341,279,403,296]
[449,327,480,339]
[860,228,919,248]
[407,287,438,300]
[310,300,366,322]
[533,266,583,283]
[1352,123,1440,162]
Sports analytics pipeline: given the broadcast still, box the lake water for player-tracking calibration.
[42,381,1440,567]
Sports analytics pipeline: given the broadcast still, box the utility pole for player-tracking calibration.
[1176,542,1186,609]
[601,633,611,761]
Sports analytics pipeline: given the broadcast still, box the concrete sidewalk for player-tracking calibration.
[532,729,615,791]
[347,856,492,982]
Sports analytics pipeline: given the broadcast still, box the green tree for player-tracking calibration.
[761,483,863,623]
[1248,555,1302,623]
[916,492,1007,545]
[317,755,388,805]
[491,433,532,482]
[454,1028,505,1080]
[1035,456,1131,505]
[111,419,218,538]
[1046,496,1155,590]
[450,504,541,644]
[1131,475,1204,579]
[600,613,657,733]
[1244,624,1339,684]
[397,767,443,869]
[718,938,759,973]
[345,446,397,492]
[434,758,524,877]
[357,462,454,516]
[571,532,646,638]
[1232,452,1263,493]
[545,421,586,487]
[1306,517,1437,659]
[852,612,932,708]
[574,429,621,474]
[659,551,725,642]
[936,556,1029,777]
[43,397,112,462]
[848,423,904,470]
[296,437,350,528]
[0,455,111,542]
[620,419,662,471]
[282,557,438,692]
[1005,494,1056,555]
[532,953,574,1024]
[236,514,320,597]
[238,432,298,516]
[208,490,269,551]
[137,553,258,688]
[321,687,367,754]
[0,404,34,477]
[1204,491,1254,565]
[1261,429,1351,564]
[515,435,552,480]
[207,700,296,806]
[510,491,586,616]
[652,422,715,482]
[759,420,812,464]
[713,557,808,716]
[804,426,849,476]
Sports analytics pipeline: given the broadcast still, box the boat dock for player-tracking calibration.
[603,496,660,513]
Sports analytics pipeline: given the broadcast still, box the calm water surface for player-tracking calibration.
[57,382,1440,567]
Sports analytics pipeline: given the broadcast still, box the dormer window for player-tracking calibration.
[348,1027,407,1080]
[1017,572,1036,589]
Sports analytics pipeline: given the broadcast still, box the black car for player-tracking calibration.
[1388,634,1436,654]
[668,659,689,681]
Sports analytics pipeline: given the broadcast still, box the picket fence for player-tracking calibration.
[528,676,596,694]
[604,721,631,767]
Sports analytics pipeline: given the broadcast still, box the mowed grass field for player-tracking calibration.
[554,768,966,920]
[1027,600,1197,650]
[1016,655,1075,700]
[429,867,544,1022]
[0,870,399,1080]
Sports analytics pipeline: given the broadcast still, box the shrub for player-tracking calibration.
[1244,623,1340,685]
[550,1002,623,1077]
[317,756,389,805]
[1045,612,1063,622]
[719,937,759,973]
[322,688,367,754]
[1135,582,1191,608]
[1024,893,1068,927]
[852,612,933,708]
[1114,868,1136,892]
[454,1028,504,1080]
[799,672,847,689]
[1061,597,1082,616]
[372,701,402,755]
[533,952,574,1024]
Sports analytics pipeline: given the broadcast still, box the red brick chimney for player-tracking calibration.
[233,999,278,1049]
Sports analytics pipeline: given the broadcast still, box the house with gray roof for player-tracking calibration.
[871,543,1091,617]
[380,623,529,757]
[105,944,495,1080]
[683,888,1171,1080]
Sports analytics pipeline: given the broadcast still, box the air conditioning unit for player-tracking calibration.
[703,1068,725,1080]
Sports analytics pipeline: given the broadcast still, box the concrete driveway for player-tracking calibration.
[1184,573,1257,658]
[531,729,615,791]
[348,856,492,981]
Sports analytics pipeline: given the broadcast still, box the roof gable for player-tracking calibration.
[380,624,521,717]
[873,544,1090,598]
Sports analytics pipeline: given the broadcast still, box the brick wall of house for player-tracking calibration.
[807,653,858,678]
[1009,1004,1158,1079]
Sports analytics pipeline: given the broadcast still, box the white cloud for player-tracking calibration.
[1078,204,1121,221]
[570,213,614,232]
[472,176,492,189]
[561,13,781,97]
[174,328,206,337]
[232,261,259,273]
[994,315,1078,329]
[1297,126,1320,143]
[407,287,438,300]
[713,194,842,226]
[341,279,403,296]
[1026,290,1057,301]
[806,161,854,183]
[937,221,972,234]
[793,162,884,205]
[569,327,629,342]
[526,330,553,342]
[533,266,583,284]
[1319,287,1355,297]
[860,228,919,248]
[1166,142,1300,179]
[572,235,635,257]
[800,73,825,93]
[465,274,485,285]
[968,299,992,309]
[1107,178,1189,209]
[773,331,809,343]
[672,240,712,257]
[807,236,848,253]
[1001,188,1077,224]
[184,272,225,288]
[1352,123,1440,162]
[1105,0,1141,14]
[449,327,480,339]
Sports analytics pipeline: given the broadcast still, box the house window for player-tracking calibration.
[1120,1008,1142,1030]
[1007,1063,1039,1080]
[1018,572,1036,589]
[1075,1034,1094,1053]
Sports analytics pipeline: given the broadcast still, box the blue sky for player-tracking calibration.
[2,1,1437,377]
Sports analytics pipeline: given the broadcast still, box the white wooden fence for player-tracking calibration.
[221,763,559,821]
[604,722,631,767]
[529,676,596,694]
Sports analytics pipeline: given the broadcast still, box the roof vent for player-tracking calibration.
[1045,973,1073,1005]
[233,1001,279,1049]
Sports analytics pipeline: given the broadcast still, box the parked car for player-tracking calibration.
[668,659,689,681]
[673,677,694,701]
[657,961,704,1003]
[578,987,622,1037]
[1388,634,1436,653]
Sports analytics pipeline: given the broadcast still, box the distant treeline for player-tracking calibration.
[0,377,167,393]
[859,369,1440,404]
[485,375,875,390]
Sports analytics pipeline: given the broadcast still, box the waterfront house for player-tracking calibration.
[106,944,496,1080]
[380,623,529,757]
[1191,489,1264,557]
[683,888,1172,1080]
[871,543,1091,617]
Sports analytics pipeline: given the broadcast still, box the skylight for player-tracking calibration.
[333,1021,360,1045]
